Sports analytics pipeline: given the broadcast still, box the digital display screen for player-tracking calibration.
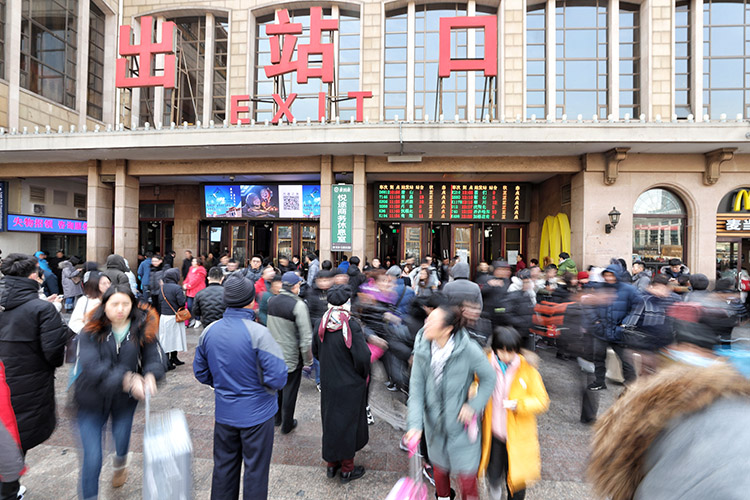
[375,183,530,222]
[7,214,88,234]
[203,184,320,219]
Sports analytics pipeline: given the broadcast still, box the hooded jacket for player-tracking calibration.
[0,276,69,451]
[591,264,641,342]
[159,268,186,316]
[103,254,130,288]
[59,260,83,298]
[442,262,483,310]
[183,264,207,298]
[590,363,750,500]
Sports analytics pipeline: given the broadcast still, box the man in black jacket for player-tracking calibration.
[193,266,227,326]
[0,253,68,499]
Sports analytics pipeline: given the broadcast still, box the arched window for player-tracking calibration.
[632,188,687,267]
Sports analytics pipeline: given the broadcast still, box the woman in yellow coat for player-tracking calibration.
[478,327,550,499]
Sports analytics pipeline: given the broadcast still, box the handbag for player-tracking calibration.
[385,438,427,500]
[161,286,191,323]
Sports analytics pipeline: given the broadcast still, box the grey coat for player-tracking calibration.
[407,328,495,474]
[60,261,83,298]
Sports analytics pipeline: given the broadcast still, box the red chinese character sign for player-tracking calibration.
[116,16,177,88]
[263,7,338,84]
[438,16,498,78]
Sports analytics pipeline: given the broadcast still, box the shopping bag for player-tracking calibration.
[384,438,427,500]
[143,390,193,500]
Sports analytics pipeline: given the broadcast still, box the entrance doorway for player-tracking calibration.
[717,238,750,281]
[139,220,174,255]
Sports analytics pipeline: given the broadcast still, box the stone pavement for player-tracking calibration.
[20,328,621,500]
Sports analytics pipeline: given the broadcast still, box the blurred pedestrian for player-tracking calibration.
[479,327,549,500]
[103,254,130,288]
[75,286,165,498]
[69,271,111,335]
[0,254,68,500]
[406,305,496,500]
[60,256,83,312]
[183,258,207,326]
[158,268,187,369]
[313,285,370,483]
[194,275,288,500]
[258,275,282,327]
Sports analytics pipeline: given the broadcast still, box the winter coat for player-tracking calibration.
[258,289,276,326]
[75,306,166,413]
[393,279,415,316]
[557,258,578,276]
[103,254,130,288]
[478,354,549,494]
[181,258,192,283]
[442,262,483,310]
[192,283,226,326]
[0,276,69,451]
[591,264,641,342]
[661,264,690,281]
[68,296,101,335]
[306,259,320,287]
[507,290,536,336]
[267,290,313,372]
[137,259,151,294]
[194,307,288,428]
[305,284,329,326]
[590,363,750,500]
[159,268,185,316]
[407,328,496,474]
[313,313,370,462]
[149,262,170,302]
[183,265,207,298]
[0,361,26,483]
[631,270,651,292]
[60,261,83,298]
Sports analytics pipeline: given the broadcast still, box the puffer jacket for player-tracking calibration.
[159,268,185,316]
[192,283,226,326]
[592,264,641,342]
[557,258,578,276]
[60,260,83,298]
[407,328,495,474]
[183,265,207,298]
[103,254,130,288]
[267,289,313,372]
[0,276,69,451]
[75,306,166,413]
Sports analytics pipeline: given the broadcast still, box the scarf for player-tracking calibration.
[430,334,455,386]
[317,304,352,348]
[490,353,521,441]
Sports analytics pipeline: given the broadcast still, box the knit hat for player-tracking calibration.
[386,265,402,277]
[223,275,255,308]
[577,271,590,281]
[689,273,709,291]
[327,285,351,306]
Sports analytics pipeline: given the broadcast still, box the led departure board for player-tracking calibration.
[375,183,530,222]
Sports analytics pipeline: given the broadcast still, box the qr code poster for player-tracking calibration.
[279,184,304,219]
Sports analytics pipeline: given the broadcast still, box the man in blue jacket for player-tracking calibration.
[194,275,288,500]
[588,264,640,391]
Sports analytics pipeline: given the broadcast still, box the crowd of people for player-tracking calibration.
[0,247,748,500]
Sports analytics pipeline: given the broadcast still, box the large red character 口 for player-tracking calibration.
[438,16,498,78]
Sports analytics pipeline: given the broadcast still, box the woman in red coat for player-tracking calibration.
[182,258,207,326]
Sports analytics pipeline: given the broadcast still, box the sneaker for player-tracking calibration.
[366,406,374,425]
[316,383,321,393]
[194,320,202,329]
[587,382,607,391]
[385,381,398,392]
[422,464,435,487]
[17,485,26,500]
[399,436,410,452]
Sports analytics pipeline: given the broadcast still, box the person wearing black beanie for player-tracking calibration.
[313,284,370,483]
[223,275,255,308]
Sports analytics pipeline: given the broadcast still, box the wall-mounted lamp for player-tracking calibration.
[605,207,621,234]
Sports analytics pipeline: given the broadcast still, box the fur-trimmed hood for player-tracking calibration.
[589,362,750,500]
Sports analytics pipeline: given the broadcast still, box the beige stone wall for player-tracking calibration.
[650,0,673,119]
[0,82,8,129]
[503,0,524,119]
[18,91,79,131]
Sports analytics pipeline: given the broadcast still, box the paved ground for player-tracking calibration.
[21,327,624,500]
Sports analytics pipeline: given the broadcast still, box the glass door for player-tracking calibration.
[277,224,294,261]
[717,239,740,280]
[503,225,524,264]
[402,224,423,262]
[452,224,473,265]
[301,224,318,258]
[230,223,248,265]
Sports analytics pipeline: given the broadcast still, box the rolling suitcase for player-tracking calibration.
[143,391,193,500]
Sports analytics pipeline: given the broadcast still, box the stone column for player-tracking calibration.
[502,0,524,119]
[114,160,139,267]
[361,2,382,120]
[650,0,674,120]
[319,155,333,262]
[352,155,367,262]
[87,162,114,264]
[7,0,22,129]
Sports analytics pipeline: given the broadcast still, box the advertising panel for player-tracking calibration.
[203,184,320,220]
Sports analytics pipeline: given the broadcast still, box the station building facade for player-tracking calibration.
[1,0,750,281]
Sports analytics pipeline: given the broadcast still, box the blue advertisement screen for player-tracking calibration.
[204,185,320,219]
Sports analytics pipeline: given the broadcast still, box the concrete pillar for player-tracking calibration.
[7,0,22,129]
[86,162,114,264]
[352,155,367,262]
[319,155,333,262]
[114,160,139,268]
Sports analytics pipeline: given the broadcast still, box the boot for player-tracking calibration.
[112,455,128,488]
[340,465,365,484]
[170,351,185,366]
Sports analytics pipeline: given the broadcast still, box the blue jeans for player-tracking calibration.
[65,296,75,312]
[312,357,320,385]
[187,296,197,321]
[78,402,137,499]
